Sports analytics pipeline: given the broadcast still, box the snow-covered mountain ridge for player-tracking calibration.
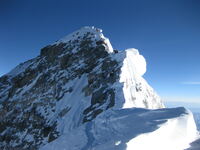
[0,26,198,150]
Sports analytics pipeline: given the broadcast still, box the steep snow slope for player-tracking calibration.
[40,107,198,150]
[0,26,197,150]
[165,101,200,150]
[120,48,164,109]
[166,101,200,131]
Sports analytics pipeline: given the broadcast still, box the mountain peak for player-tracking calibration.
[39,26,113,60]
[55,26,101,43]
[0,27,197,150]
[53,26,113,53]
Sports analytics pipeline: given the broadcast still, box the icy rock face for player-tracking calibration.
[0,26,167,149]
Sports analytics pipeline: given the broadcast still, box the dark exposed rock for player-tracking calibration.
[60,54,73,69]
[0,75,9,85]
[136,83,142,92]
[40,43,66,60]
[81,55,121,122]
[96,40,105,45]
[58,107,71,117]
[114,49,119,53]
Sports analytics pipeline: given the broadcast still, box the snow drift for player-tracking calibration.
[40,107,198,150]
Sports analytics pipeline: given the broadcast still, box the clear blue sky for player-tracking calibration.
[0,0,200,103]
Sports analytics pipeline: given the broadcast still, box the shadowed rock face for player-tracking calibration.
[0,28,124,149]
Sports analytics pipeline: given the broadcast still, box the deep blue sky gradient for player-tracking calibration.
[0,0,200,102]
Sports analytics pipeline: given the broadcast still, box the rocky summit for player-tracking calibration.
[0,27,197,150]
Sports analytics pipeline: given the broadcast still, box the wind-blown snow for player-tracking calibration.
[55,75,91,133]
[40,107,198,150]
[119,48,164,109]
[127,109,198,150]
[124,48,146,76]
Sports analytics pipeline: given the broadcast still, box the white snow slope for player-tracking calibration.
[40,107,198,150]
[39,27,198,150]
[119,48,164,109]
